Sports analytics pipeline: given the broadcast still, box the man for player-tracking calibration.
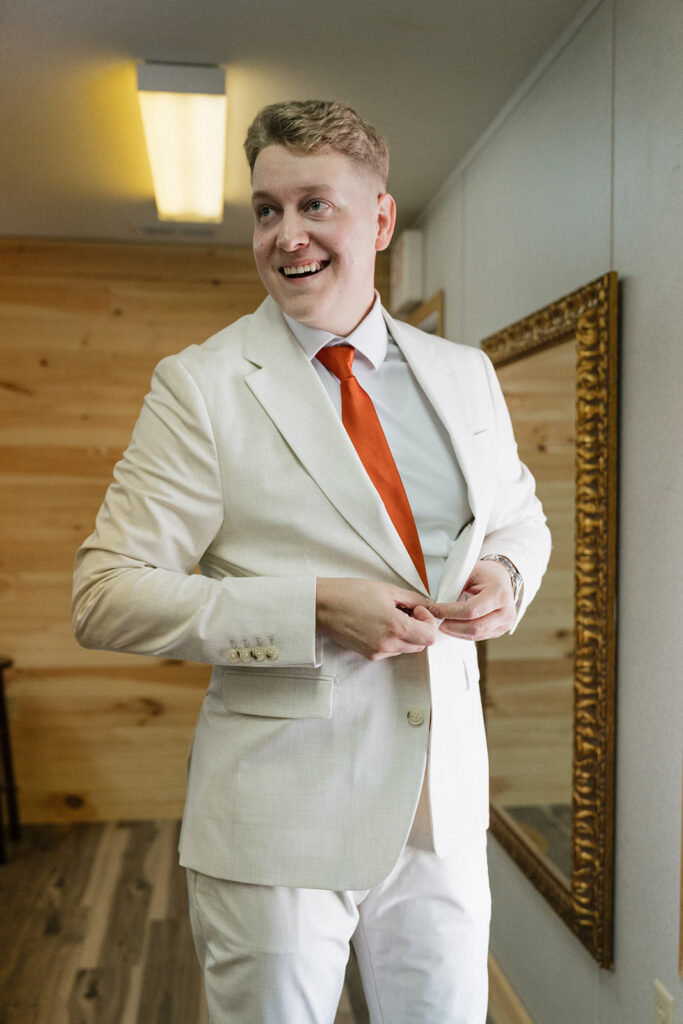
[73,100,550,1023]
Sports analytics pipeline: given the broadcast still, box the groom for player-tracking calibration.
[73,99,550,1023]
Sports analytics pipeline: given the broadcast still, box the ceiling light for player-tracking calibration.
[137,62,227,223]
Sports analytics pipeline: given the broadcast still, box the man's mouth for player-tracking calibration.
[280,260,329,278]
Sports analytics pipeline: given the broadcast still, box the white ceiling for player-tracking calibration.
[1,0,588,246]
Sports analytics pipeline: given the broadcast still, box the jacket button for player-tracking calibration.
[226,648,240,663]
[265,645,279,661]
[239,648,253,663]
[407,708,425,726]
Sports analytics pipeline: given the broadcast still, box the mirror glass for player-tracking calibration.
[486,340,575,880]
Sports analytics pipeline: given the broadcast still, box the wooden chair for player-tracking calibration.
[0,656,21,862]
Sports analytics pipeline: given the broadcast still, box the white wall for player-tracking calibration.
[416,1,683,1021]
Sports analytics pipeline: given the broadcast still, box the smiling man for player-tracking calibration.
[73,100,550,1024]
[250,142,394,336]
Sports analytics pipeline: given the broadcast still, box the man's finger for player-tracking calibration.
[428,593,495,621]
[393,587,431,611]
[438,607,516,641]
[411,604,436,623]
[399,615,437,647]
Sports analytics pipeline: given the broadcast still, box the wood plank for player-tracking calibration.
[6,635,209,823]
[1,821,365,1024]
[0,240,267,283]
[0,824,105,1024]
[0,238,389,289]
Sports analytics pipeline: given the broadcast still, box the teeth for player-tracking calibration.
[282,261,325,276]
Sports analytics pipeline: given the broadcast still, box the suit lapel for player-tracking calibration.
[242,299,427,593]
[385,311,492,601]
[385,310,481,518]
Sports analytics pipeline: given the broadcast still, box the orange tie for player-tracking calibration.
[317,344,429,591]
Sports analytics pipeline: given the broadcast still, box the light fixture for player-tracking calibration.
[137,62,227,223]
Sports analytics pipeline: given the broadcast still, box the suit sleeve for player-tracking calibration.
[477,351,552,625]
[72,355,320,667]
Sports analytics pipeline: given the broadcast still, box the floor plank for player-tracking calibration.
[0,823,207,1024]
[0,822,367,1024]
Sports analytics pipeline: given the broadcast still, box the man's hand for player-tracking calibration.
[316,578,437,660]
[428,559,518,642]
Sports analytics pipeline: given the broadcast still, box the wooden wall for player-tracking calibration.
[0,238,389,823]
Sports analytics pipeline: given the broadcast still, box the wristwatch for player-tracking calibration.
[480,554,524,611]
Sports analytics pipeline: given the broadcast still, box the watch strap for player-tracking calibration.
[480,553,524,611]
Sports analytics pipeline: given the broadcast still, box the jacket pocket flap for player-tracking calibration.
[221,670,336,719]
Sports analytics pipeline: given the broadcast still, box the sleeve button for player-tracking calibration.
[252,647,266,661]
[239,648,253,663]
[226,648,240,663]
[265,646,279,661]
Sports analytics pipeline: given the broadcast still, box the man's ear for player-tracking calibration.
[375,193,397,252]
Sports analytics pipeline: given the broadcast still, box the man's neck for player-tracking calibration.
[282,293,387,369]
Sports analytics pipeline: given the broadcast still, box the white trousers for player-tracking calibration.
[187,784,491,1024]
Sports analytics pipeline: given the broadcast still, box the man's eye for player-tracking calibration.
[307,200,328,213]
[257,205,275,220]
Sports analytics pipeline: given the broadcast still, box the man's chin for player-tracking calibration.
[271,287,372,336]
[273,289,329,326]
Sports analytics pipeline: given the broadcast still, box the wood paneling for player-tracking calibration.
[0,238,389,823]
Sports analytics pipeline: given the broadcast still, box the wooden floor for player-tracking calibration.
[0,821,369,1024]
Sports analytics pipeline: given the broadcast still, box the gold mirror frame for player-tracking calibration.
[481,272,618,967]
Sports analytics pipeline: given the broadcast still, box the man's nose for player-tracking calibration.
[276,210,309,251]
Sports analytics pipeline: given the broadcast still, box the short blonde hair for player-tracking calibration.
[244,99,390,189]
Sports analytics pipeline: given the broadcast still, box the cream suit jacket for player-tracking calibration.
[72,296,551,890]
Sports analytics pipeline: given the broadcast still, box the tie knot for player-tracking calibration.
[317,344,355,382]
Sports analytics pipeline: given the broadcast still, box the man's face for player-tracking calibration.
[251,145,395,337]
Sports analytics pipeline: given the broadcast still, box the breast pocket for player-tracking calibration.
[220,668,336,719]
[471,429,496,503]
[472,428,494,455]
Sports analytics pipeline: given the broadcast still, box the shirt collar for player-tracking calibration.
[282,293,388,370]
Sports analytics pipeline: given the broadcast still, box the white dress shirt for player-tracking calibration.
[283,296,472,595]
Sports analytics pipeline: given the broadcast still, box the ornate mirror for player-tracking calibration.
[480,272,618,967]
